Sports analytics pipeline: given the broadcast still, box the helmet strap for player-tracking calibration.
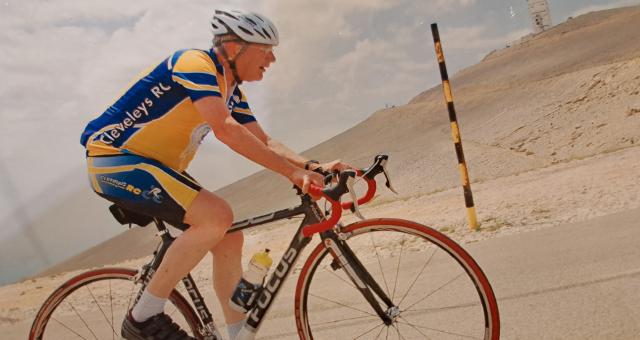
[217,41,247,85]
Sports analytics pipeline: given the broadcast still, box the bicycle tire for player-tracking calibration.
[29,267,202,340]
[295,218,499,340]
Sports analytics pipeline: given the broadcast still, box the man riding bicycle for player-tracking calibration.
[80,9,351,340]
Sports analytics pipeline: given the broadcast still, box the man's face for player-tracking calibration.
[234,43,276,82]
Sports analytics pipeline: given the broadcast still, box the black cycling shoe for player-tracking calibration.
[121,312,195,340]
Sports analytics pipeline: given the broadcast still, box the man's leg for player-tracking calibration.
[145,189,233,300]
[124,189,233,339]
[210,231,245,325]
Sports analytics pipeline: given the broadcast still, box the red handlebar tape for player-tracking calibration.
[302,171,377,237]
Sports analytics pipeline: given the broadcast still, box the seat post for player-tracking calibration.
[147,218,176,271]
[152,218,177,244]
[153,218,168,232]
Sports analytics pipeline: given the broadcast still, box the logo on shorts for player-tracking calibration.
[142,186,163,204]
[97,176,163,204]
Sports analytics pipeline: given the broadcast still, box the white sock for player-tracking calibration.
[131,290,167,322]
[227,319,245,340]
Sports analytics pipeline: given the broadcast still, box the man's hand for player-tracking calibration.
[289,168,325,199]
[310,159,354,174]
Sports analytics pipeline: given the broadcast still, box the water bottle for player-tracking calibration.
[229,249,273,313]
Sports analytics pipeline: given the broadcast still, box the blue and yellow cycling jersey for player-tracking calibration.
[80,49,256,172]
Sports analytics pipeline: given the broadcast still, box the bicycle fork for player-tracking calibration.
[321,231,398,325]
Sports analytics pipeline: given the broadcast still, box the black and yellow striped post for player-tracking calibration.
[430,23,479,231]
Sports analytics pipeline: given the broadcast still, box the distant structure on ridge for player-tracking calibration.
[527,0,553,33]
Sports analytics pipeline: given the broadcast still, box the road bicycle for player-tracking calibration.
[29,155,500,339]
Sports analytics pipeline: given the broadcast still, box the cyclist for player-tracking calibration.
[80,9,351,340]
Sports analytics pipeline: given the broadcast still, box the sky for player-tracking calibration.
[0,0,638,282]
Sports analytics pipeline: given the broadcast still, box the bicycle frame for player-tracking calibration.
[134,189,395,340]
[236,198,397,340]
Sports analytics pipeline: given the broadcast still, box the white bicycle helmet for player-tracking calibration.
[211,9,279,46]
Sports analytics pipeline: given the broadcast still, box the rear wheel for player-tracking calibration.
[29,267,201,339]
[295,218,499,340]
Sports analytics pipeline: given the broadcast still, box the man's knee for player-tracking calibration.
[184,190,234,233]
[212,199,234,229]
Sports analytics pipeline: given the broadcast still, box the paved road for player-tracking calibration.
[480,208,640,340]
[255,208,640,339]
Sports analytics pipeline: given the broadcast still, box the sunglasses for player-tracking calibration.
[246,43,274,54]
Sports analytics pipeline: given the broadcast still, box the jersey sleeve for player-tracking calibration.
[171,50,222,102]
[230,87,257,124]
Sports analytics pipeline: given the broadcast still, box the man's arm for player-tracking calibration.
[194,96,321,190]
[243,121,310,168]
[244,121,352,173]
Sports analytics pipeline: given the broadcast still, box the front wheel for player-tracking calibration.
[29,267,202,339]
[295,218,499,340]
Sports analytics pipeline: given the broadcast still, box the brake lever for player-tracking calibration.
[381,159,398,194]
[346,175,366,220]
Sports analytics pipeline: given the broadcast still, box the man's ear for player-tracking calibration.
[222,41,241,59]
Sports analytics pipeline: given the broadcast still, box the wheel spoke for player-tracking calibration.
[353,321,385,339]
[397,316,481,339]
[85,284,118,336]
[310,314,379,327]
[397,316,433,340]
[406,300,481,313]
[391,234,406,300]
[66,299,99,339]
[375,323,385,339]
[397,248,436,306]
[109,280,115,340]
[323,263,357,291]
[50,316,90,339]
[404,272,465,311]
[369,232,392,297]
[393,323,406,340]
[308,292,377,317]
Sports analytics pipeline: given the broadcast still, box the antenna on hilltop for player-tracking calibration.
[527,0,553,33]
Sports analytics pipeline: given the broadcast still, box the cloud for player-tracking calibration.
[320,37,432,103]
[254,0,448,142]
[0,0,249,208]
[260,0,401,98]
[409,0,476,13]
[439,24,530,51]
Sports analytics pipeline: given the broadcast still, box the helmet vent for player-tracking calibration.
[254,29,267,39]
[245,17,258,26]
[223,12,239,20]
[238,26,254,36]
[261,28,272,39]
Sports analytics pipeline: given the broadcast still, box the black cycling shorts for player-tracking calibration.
[86,153,201,229]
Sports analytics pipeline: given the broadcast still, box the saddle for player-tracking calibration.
[108,204,153,227]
